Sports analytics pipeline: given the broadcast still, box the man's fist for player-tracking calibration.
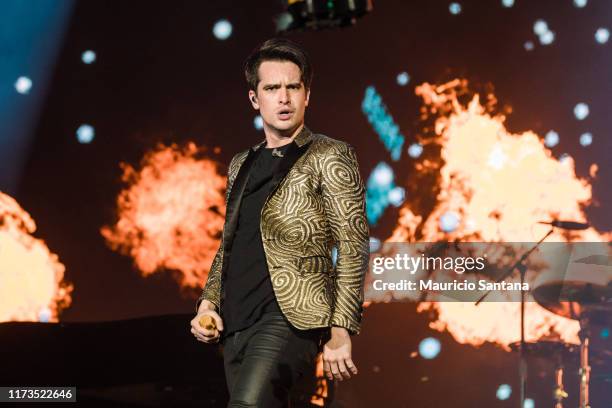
[190,304,224,343]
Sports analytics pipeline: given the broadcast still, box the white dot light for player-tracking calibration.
[574,103,589,120]
[533,20,548,36]
[407,143,423,158]
[595,28,610,44]
[81,50,96,64]
[369,237,381,253]
[449,3,462,15]
[579,132,593,146]
[440,211,460,232]
[524,398,535,408]
[372,162,394,186]
[77,124,95,144]
[388,186,406,207]
[559,153,572,165]
[496,384,512,400]
[524,41,535,51]
[573,0,588,7]
[396,72,410,86]
[213,19,232,40]
[418,337,441,359]
[38,307,52,323]
[15,76,33,94]
[539,30,555,45]
[544,130,559,147]
[502,0,514,7]
[253,115,263,130]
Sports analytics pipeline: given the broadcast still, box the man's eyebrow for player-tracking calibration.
[261,82,303,88]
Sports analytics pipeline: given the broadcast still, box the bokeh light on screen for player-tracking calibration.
[533,20,548,36]
[496,384,512,400]
[579,132,592,146]
[439,211,460,232]
[213,19,232,40]
[595,27,609,44]
[418,337,441,359]
[449,3,462,15]
[407,143,423,158]
[544,130,559,147]
[253,115,263,130]
[388,186,405,207]
[81,50,96,64]
[76,124,95,144]
[15,76,33,94]
[573,102,589,120]
[524,398,535,408]
[501,0,514,8]
[573,0,588,8]
[396,71,410,86]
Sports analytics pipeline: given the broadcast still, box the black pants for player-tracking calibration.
[222,310,324,407]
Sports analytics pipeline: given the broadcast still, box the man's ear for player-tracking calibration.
[248,90,259,109]
[304,88,310,107]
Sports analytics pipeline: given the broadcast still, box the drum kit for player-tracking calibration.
[477,220,611,408]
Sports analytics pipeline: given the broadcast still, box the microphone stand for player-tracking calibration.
[475,228,554,408]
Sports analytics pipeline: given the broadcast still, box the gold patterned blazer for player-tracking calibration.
[197,125,369,335]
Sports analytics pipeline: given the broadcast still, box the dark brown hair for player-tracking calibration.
[244,38,313,93]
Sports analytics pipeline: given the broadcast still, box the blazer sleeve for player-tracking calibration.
[320,142,370,335]
[195,153,240,312]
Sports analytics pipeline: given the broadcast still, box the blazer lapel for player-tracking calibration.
[222,147,261,253]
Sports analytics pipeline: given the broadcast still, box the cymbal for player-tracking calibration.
[533,281,611,320]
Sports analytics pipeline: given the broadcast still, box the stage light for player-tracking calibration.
[524,398,535,408]
[418,337,441,359]
[388,186,405,207]
[544,130,559,147]
[524,41,535,51]
[533,20,548,36]
[253,115,263,130]
[81,50,96,64]
[579,132,593,146]
[496,384,512,400]
[449,3,462,15]
[573,102,589,120]
[396,72,410,86]
[595,27,609,44]
[407,143,423,158]
[573,0,588,7]
[539,30,555,45]
[369,237,381,252]
[15,76,33,94]
[501,0,514,7]
[439,211,460,232]
[276,0,373,32]
[213,19,232,40]
[76,124,95,144]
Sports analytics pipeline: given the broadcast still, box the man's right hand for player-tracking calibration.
[190,300,224,344]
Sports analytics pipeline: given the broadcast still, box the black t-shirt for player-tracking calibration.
[221,142,291,336]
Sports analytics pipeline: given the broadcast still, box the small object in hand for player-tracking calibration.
[199,315,217,331]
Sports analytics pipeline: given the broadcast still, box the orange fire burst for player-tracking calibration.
[101,142,226,291]
[0,192,72,322]
[370,79,610,349]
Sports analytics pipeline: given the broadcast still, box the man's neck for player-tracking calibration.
[263,123,304,148]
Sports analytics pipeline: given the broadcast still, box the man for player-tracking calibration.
[190,37,369,407]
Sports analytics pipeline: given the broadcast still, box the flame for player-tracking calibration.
[0,192,72,322]
[371,79,610,349]
[101,142,226,290]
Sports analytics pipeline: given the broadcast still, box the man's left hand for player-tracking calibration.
[322,327,358,381]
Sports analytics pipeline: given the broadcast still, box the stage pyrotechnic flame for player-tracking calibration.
[101,143,226,290]
[367,79,610,349]
[0,192,72,322]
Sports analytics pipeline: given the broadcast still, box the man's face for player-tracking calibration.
[249,60,310,134]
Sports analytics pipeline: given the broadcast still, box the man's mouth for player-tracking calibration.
[277,110,294,120]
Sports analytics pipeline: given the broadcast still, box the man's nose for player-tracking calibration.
[279,87,290,103]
